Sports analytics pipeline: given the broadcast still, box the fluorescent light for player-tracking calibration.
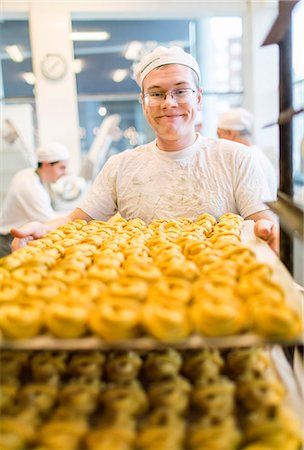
[73,59,83,74]
[22,72,35,85]
[125,41,143,60]
[5,45,24,63]
[70,31,110,41]
[112,69,128,83]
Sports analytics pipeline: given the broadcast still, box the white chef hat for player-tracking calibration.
[133,46,201,87]
[217,108,253,132]
[36,142,69,163]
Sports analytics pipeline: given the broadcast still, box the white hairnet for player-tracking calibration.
[36,142,69,163]
[133,46,201,87]
[217,108,253,132]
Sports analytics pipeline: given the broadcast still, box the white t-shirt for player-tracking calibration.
[0,168,56,234]
[79,134,272,224]
[251,145,278,199]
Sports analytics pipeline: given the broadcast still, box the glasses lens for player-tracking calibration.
[145,89,195,106]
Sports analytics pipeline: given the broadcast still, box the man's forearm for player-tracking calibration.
[245,209,278,224]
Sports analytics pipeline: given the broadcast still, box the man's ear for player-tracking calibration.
[140,92,144,106]
[197,88,203,111]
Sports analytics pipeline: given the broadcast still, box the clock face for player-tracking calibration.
[41,53,67,80]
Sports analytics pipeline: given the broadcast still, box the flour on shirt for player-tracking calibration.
[79,133,271,223]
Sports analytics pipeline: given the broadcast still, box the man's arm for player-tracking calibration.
[245,209,279,254]
[10,208,93,252]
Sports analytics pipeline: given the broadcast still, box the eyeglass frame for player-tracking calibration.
[141,87,197,106]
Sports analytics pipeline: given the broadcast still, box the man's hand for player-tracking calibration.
[253,219,280,254]
[10,209,92,252]
[10,222,48,252]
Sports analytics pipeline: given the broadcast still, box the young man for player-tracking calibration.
[217,107,278,198]
[11,46,279,253]
[0,142,68,256]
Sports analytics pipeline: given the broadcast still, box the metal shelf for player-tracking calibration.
[1,333,302,352]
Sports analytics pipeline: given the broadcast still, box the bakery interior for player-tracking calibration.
[0,1,304,449]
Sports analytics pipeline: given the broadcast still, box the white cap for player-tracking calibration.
[36,142,69,163]
[133,46,201,87]
[217,108,253,132]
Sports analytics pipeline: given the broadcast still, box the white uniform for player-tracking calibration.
[251,145,278,199]
[0,168,56,234]
[79,134,272,224]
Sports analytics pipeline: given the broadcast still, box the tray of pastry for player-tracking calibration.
[0,214,303,349]
[0,347,303,449]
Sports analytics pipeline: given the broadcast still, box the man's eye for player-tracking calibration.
[150,92,163,98]
[174,89,187,95]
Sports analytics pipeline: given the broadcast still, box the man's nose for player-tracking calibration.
[162,92,177,106]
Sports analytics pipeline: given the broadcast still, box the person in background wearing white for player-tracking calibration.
[10,46,279,253]
[0,142,68,257]
[217,107,278,200]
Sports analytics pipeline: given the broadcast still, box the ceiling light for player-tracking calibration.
[69,31,110,41]
[5,45,24,63]
[98,107,107,117]
[112,69,128,83]
[22,72,35,85]
[125,41,143,60]
[73,59,83,74]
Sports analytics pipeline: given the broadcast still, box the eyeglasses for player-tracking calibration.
[143,88,196,106]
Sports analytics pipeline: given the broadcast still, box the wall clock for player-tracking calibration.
[41,53,67,80]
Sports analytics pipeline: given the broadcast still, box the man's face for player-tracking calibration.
[217,128,231,139]
[217,128,239,142]
[141,64,202,150]
[48,161,67,182]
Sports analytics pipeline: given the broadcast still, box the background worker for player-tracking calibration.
[11,46,279,253]
[0,142,69,257]
[217,107,278,199]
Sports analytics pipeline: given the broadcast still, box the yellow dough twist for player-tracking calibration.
[89,298,141,340]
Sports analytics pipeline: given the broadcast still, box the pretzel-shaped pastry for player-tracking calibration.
[0,267,11,282]
[11,266,47,285]
[48,265,85,284]
[44,300,89,338]
[148,277,192,306]
[190,291,248,336]
[89,298,141,340]
[87,265,121,284]
[37,417,88,450]
[147,375,191,414]
[25,279,67,302]
[108,277,148,301]
[123,262,162,283]
[191,376,235,418]
[236,376,285,410]
[143,349,182,381]
[105,351,142,382]
[243,405,302,447]
[0,279,24,302]
[101,380,148,416]
[188,416,242,450]
[0,300,43,339]
[142,302,191,341]
[182,349,224,383]
[137,407,185,450]
[249,302,302,339]
[161,259,200,281]
[68,279,107,302]
[225,348,271,380]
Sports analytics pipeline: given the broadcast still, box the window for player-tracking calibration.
[292,0,304,205]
